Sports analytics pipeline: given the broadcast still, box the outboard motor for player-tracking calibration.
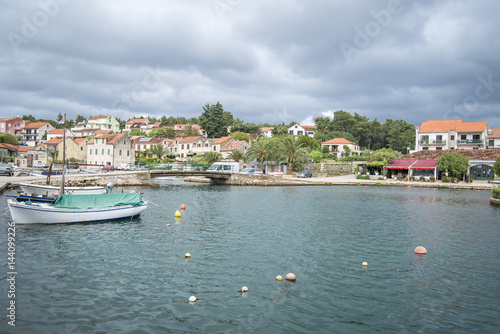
[106,182,114,194]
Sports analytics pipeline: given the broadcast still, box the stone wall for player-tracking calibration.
[302,163,353,174]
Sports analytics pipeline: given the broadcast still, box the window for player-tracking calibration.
[102,149,104,155]
[489,140,494,146]
[102,139,105,144]
[89,149,92,155]
[107,149,110,155]
[181,144,184,150]
[436,147,442,150]
[187,144,190,150]
[473,135,480,140]
[80,147,83,151]
[127,150,129,156]
[461,135,467,140]
[119,149,122,156]
[124,140,126,145]
[95,149,98,155]
[422,147,429,150]
[451,135,455,140]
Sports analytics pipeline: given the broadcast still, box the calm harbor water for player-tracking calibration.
[1,182,499,333]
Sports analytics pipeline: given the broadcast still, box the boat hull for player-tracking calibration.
[7,200,148,224]
[19,183,107,196]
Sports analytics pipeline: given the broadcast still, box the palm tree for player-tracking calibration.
[228,149,245,163]
[282,136,309,173]
[203,151,222,165]
[245,138,271,171]
[150,144,168,160]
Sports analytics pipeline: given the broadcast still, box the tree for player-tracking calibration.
[56,113,63,123]
[271,123,289,136]
[370,148,398,163]
[493,157,500,177]
[310,150,322,163]
[343,145,351,157]
[129,129,147,137]
[50,150,59,162]
[150,144,168,159]
[151,127,176,139]
[281,136,309,173]
[181,124,201,138]
[231,131,251,142]
[245,137,271,169]
[437,152,469,178]
[198,102,233,138]
[74,115,86,124]
[202,151,222,165]
[0,133,19,145]
[228,150,245,163]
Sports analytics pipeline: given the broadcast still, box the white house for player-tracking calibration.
[321,138,360,158]
[46,128,73,141]
[415,119,488,152]
[87,133,135,167]
[21,122,54,146]
[87,116,120,133]
[487,128,500,149]
[260,127,274,138]
[220,140,251,159]
[288,124,316,138]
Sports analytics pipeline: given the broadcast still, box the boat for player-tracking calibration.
[19,183,107,196]
[7,193,148,224]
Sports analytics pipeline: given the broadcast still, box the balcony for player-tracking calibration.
[457,139,483,144]
[419,140,447,145]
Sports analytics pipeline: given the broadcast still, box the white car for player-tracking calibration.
[116,164,130,170]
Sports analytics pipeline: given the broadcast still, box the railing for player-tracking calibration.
[457,139,483,144]
[141,162,210,171]
[419,140,447,144]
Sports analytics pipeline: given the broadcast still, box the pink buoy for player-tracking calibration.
[414,246,427,254]
[407,186,410,189]
[285,273,296,281]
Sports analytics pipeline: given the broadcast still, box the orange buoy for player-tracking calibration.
[365,186,368,188]
[414,246,427,254]
[285,273,296,281]
[407,186,410,189]
[180,204,186,210]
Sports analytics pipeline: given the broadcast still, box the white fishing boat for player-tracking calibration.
[19,183,107,196]
[7,193,148,224]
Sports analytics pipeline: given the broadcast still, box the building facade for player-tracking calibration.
[87,133,135,166]
[288,125,316,138]
[21,122,55,146]
[0,117,28,137]
[321,138,361,158]
[87,116,120,133]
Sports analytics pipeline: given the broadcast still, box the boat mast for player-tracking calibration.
[59,114,66,195]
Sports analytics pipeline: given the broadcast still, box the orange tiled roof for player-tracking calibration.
[93,134,115,139]
[221,141,245,151]
[23,122,49,129]
[45,137,64,144]
[48,129,65,134]
[177,136,202,143]
[213,136,232,144]
[455,121,487,132]
[74,138,88,145]
[260,127,273,131]
[418,119,462,133]
[488,128,500,138]
[125,118,149,125]
[107,133,124,144]
[322,138,358,145]
[89,116,110,120]
[302,125,316,131]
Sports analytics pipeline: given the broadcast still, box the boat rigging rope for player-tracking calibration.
[142,196,164,219]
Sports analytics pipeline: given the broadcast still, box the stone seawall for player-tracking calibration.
[491,198,500,206]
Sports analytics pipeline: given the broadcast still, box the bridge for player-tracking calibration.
[149,169,232,180]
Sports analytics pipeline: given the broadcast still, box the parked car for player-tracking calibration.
[101,166,114,171]
[240,167,263,175]
[0,163,14,176]
[66,163,79,169]
[297,170,313,178]
[116,164,130,170]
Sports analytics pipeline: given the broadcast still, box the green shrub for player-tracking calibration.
[325,182,332,185]
[430,176,435,182]
[442,176,449,183]
[356,175,370,180]
[378,177,384,180]
[493,188,500,199]
[355,182,362,186]
[374,182,382,186]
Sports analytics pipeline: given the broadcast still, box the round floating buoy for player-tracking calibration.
[185,253,191,258]
[365,186,368,188]
[189,296,197,303]
[407,186,410,189]
[167,223,170,226]
[175,210,181,218]
[241,286,248,292]
[285,273,296,281]
[180,204,186,210]
[414,246,427,254]
[276,275,283,281]
[362,262,368,266]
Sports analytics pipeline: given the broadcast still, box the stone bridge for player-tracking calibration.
[149,169,232,181]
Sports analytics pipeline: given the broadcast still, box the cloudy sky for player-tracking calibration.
[1,0,499,128]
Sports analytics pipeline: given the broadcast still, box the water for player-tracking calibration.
[1,183,499,333]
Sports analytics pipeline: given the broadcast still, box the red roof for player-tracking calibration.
[89,116,110,120]
[488,128,500,138]
[322,138,358,145]
[24,122,49,129]
[384,159,417,169]
[48,129,65,134]
[455,122,487,132]
[411,160,437,169]
[177,136,202,143]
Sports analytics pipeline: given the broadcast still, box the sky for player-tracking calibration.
[1,0,499,128]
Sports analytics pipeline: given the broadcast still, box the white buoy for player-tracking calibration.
[285,273,296,281]
[185,253,191,258]
[241,286,248,292]
[362,262,368,266]
[189,296,197,302]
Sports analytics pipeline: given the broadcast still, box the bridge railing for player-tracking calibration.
[144,162,210,171]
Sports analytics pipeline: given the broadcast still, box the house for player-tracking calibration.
[87,116,120,133]
[21,122,54,146]
[174,136,206,160]
[25,144,50,167]
[321,138,361,158]
[133,137,174,159]
[74,138,89,163]
[402,149,500,180]
[288,124,316,138]
[45,137,81,163]
[140,122,162,134]
[414,119,488,152]
[212,137,233,153]
[87,133,135,167]
[124,119,149,132]
[0,117,28,137]
[260,127,274,138]
[173,124,206,136]
[12,145,35,168]
[487,128,500,149]
[220,140,251,159]
[46,128,73,141]
[0,143,17,162]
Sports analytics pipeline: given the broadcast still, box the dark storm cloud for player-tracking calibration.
[1,0,499,127]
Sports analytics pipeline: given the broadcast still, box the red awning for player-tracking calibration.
[383,159,417,169]
[410,160,437,170]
